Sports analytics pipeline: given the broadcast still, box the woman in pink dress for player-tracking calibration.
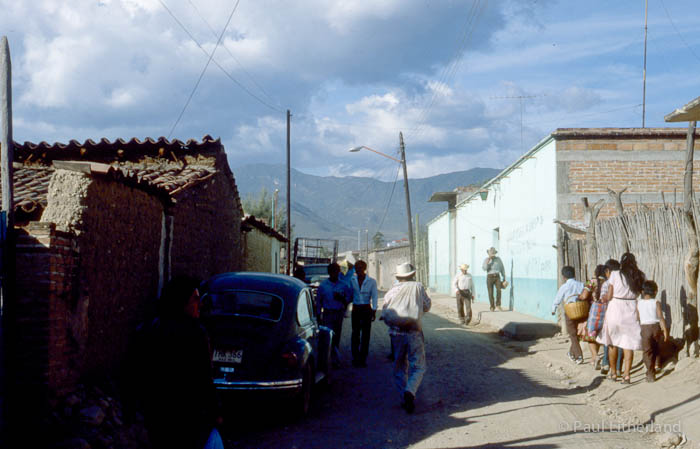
[596,252,645,383]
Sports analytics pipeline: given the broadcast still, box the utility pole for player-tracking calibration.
[286,110,291,274]
[0,35,13,446]
[399,132,415,266]
[642,0,649,128]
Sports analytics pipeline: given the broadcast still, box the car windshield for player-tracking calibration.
[202,290,284,322]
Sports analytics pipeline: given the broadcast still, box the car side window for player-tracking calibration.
[297,290,313,326]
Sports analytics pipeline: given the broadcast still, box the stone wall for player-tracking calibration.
[554,128,700,221]
[170,171,243,280]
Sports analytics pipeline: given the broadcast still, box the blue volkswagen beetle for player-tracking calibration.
[199,272,332,416]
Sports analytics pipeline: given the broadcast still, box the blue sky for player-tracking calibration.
[1,0,699,179]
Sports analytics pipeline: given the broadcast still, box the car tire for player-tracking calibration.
[293,363,312,418]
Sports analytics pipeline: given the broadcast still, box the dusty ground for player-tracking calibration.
[219,294,693,448]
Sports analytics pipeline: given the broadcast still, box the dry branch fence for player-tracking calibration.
[563,206,699,346]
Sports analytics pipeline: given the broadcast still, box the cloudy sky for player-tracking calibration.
[2,0,699,179]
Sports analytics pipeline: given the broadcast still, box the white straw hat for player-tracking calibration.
[394,262,416,278]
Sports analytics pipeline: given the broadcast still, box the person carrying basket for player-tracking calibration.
[552,266,586,364]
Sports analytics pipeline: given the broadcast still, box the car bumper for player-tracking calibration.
[213,378,303,392]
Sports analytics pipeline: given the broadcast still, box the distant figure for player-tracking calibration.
[638,280,669,382]
[597,252,646,384]
[381,263,431,414]
[293,265,306,282]
[125,275,223,449]
[317,262,354,367]
[350,260,379,367]
[551,266,585,365]
[580,264,607,369]
[482,247,506,311]
[452,264,474,325]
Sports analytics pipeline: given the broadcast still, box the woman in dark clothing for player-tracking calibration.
[126,275,223,449]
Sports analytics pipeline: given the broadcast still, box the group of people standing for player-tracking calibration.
[553,252,669,384]
[314,259,431,413]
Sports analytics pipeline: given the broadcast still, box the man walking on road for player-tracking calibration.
[317,262,354,367]
[381,263,431,414]
[452,263,474,325]
[482,247,506,311]
[350,260,378,367]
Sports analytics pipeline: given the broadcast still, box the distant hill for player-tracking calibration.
[233,164,500,251]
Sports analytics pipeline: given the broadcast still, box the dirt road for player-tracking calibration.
[222,296,655,448]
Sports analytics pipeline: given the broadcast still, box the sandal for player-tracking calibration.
[621,376,631,384]
[607,372,619,381]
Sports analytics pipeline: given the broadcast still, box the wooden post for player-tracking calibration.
[0,35,12,445]
[1,36,12,228]
[607,187,629,251]
[682,121,699,356]
[582,197,605,280]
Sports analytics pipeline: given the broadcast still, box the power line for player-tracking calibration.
[374,162,402,237]
[158,0,282,113]
[658,0,700,64]
[185,0,281,108]
[407,0,489,143]
[163,0,240,138]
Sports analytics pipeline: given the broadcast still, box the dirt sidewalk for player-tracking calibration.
[432,291,700,448]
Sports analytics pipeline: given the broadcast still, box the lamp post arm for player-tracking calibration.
[359,146,402,163]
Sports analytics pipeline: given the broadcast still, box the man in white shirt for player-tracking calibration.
[350,260,378,367]
[551,265,585,364]
[452,264,475,325]
[381,263,431,414]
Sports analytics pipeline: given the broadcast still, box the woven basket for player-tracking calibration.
[564,301,589,320]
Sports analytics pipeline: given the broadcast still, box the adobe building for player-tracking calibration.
[427,128,700,321]
[2,135,244,403]
[241,214,287,273]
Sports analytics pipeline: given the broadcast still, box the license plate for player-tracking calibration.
[213,349,243,364]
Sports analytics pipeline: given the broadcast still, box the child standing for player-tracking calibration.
[638,280,669,382]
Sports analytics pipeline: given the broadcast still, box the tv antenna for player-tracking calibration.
[491,94,546,152]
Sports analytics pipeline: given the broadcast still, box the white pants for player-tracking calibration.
[391,331,426,397]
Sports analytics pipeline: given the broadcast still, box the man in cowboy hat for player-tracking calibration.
[482,247,506,311]
[453,263,475,325]
[380,262,431,413]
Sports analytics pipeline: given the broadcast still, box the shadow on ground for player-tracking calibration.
[219,304,614,449]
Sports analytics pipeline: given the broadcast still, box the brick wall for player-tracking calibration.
[555,129,700,221]
[14,222,78,398]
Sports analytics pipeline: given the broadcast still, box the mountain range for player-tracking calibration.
[233,164,500,251]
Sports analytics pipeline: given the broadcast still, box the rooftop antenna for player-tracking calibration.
[491,94,546,152]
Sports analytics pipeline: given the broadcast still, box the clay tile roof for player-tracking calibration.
[1,135,243,218]
[242,215,288,242]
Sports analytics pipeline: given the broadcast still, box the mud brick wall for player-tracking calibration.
[14,222,78,399]
[243,227,273,272]
[554,129,700,222]
[170,171,243,280]
[42,170,164,377]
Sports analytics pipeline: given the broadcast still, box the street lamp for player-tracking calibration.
[348,132,415,266]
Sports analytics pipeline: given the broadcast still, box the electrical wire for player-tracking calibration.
[374,162,402,238]
[658,0,700,64]
[185,0,282,108]
[407,0,489,143]
[158,0,283,113]
[164,0,240,139]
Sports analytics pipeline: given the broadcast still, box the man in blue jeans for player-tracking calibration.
[317,262,354,367]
